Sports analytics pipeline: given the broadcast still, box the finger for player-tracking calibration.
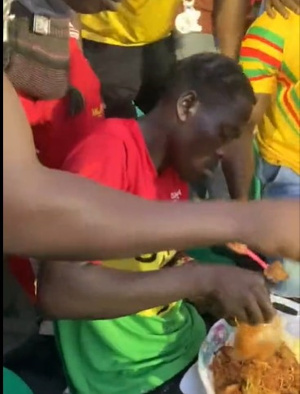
[266,0,277,17]
[226,317,238,327]
[256,289,276,323]
[245,297,265,325]
[233,308,248,325]
[270,0,290,18]
[281,0,300,14]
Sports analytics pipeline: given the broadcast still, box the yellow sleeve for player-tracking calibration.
[239,13,286,95]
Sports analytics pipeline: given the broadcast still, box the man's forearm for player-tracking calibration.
[221,94,271,200]
[38,261,217,319]
[213,0,248,59]
[4,166,241,260]
[222,127,255,201]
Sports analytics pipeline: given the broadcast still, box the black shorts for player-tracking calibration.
[83,36,176,118]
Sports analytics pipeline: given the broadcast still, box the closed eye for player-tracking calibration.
[220,125,241,143]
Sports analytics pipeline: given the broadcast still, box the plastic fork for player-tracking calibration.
[227,243,268,270]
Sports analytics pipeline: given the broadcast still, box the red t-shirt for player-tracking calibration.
[19,38,104,170]
[62,118,189,203]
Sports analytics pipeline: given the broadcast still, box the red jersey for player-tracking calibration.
[62,118,189,202]
[19,38,104,170]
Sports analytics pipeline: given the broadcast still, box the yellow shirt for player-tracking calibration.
[80,0,180,46]
[240,12,300,174]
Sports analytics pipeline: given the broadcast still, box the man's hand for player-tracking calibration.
[266,0,300,18]
[196,265,275,325]
[240,201,300,262]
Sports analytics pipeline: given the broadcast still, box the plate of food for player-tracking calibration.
[198,295,300,394]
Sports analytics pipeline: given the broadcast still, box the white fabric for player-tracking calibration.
[180,363,206,394]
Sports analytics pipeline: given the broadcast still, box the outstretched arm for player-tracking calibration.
[4,74,300,262]
[38,259,276,325]
[3,73,239,260]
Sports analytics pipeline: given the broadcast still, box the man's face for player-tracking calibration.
[170,93,252,183]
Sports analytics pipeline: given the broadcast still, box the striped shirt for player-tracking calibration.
[240,12,300,174]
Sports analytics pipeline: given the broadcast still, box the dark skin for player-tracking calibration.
[266,0,300,17]
[213,0,249,59]
[213,0,299,61]
[7,69,299,263]
[4,69,299,322]
[37,84,291,325]
[5,71,299,261]
[222,94,271,201]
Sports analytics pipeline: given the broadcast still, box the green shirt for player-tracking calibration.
[56,301,205,394]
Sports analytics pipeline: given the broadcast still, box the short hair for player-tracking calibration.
[164,53,256,108]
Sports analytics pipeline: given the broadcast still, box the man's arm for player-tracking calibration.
[221,12,284,200]
[4,74,300,262]
[212,0,299,60]
[221,94,271,201]
[3,73,240,260]
[213,0,248,59]
[38,258,276,324]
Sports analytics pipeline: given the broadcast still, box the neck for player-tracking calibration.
[138,107,171,171]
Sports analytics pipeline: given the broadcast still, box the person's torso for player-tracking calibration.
[19,38,104,170]
[56,119,205,394]
[81,0,181,46]
[257,13,300,174]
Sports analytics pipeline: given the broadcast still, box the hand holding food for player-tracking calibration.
[233,315,282,361]
[203,266,275,325]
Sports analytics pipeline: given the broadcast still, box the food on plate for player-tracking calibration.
[264,260,289,283]
[234,316,282,361]
[211,342,300,394]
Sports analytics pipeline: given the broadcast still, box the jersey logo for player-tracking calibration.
[170,189,182,200]
[91,104,104,118]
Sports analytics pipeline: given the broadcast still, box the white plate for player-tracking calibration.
[198,295,300,394]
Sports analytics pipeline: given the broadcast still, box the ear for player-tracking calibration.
[176,91,199,122]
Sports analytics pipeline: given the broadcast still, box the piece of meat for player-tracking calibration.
[264,261,289,283]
